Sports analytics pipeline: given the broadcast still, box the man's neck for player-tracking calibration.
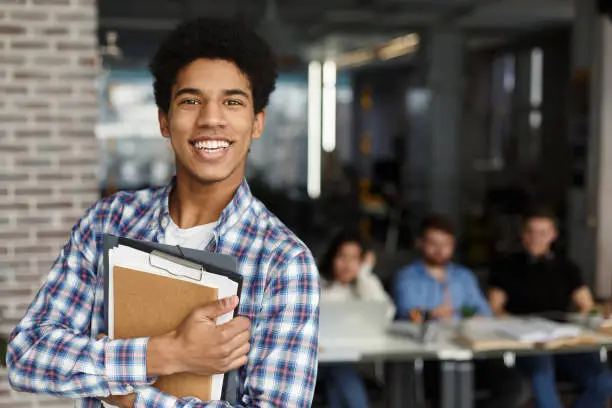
[424,264,447,283]
[169,173,242,229]
[526,249,552,260]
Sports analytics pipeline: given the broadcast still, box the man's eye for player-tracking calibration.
[226,99,243,106]
[180,99,199,105]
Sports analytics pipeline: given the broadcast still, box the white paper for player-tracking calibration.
[107,244,239,401]
[492,318,583,343]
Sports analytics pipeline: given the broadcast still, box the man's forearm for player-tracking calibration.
[135,387,244,408]
[8,330,154,398]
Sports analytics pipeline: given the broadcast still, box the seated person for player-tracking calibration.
[319,231,395,408]
[394,215,529,408]
[489,206,612,408]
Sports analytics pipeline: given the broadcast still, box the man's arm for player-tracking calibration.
[7,202,155,398]
[127,249,320,408]
[392,267,441,319]
[488,288,508,316]
[572,286,595,314]
[565,260,595,313]
[462,270,492,317]
[486,262,509,316]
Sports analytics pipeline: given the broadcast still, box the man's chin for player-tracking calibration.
[177,169,230,186]
[193,174,230,185]
[175,156,246,187]
[424,259,449,267]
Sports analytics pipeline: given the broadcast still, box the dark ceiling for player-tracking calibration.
[97,0,574,67]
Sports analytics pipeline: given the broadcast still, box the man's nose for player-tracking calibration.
[197,101,225,127]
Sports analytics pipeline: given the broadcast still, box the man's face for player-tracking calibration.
[158,58,265,185]
[522,217,557,257]
[418,229,455,266]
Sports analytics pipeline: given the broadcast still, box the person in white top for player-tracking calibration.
[318,231,395,408]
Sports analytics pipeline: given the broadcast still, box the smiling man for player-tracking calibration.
[7,18,320,408]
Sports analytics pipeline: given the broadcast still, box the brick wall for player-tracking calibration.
[0,0,100,406]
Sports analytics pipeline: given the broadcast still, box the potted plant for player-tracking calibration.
[458,305,479,333]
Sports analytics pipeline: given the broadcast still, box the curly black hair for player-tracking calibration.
[149,17,278,114]
[318,230,366,282]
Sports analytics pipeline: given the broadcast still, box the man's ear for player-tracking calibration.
[158,109,170,138]
[252,110,266,140]
[551,228,559,242]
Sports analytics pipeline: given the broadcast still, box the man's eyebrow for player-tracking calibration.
[174,88,202,98]
[173,88,251,100]
[223,89,250,99]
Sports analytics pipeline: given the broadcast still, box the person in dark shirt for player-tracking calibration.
[488,207,612,408]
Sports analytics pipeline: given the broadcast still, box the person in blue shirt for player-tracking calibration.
[393,215,529,408]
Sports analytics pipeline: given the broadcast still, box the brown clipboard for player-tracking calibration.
[103,234,243,404]
[113,266,218,400]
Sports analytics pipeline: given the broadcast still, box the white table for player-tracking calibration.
[320,321,612,408]
[319,331,473,408]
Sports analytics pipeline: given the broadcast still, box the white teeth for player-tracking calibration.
[194,140,230,150]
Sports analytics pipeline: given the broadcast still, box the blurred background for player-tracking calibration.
[2,0,612,406]
[89,0,604,280]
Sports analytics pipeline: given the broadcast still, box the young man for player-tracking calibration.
[7,18,320,408]
[393,215,528,408]
[488,207,612,408]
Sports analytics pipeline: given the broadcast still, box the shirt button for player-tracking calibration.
[161,218,169,228]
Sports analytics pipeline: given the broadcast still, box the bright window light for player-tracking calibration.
[307,61,322,199]
[530,47,543,107]
[322,60,337,153]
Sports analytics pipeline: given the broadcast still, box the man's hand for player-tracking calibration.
[100,393,136,408]
[148,295,251,377]
[431,304,454,320]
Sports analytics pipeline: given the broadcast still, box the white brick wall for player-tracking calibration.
[0,0,99,406]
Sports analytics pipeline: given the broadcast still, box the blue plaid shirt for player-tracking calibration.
[7,179,320,408]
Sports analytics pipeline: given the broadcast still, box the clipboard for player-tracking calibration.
[103,234,243,403]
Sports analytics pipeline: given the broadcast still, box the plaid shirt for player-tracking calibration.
[7,179,320,408]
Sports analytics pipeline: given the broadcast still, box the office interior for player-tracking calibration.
[3,0,612,407]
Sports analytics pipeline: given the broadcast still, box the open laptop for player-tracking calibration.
[319,300,391,340]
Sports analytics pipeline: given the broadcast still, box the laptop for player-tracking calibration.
[319,300,391,340]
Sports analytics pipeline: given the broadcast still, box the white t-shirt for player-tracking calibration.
[102,219,216,407]
[163,219,216,249]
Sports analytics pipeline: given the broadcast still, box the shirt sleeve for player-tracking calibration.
[462,270,492,317]
[487,259,509,292]
[565,259,586,293]
[354,267,396,319]
[393,267,423,318]
[131,250,320,408]
[6,202,155,398]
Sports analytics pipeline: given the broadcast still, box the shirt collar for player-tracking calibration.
[158,176,254,243]
[415,258,455,283]
[524,250,554,263]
